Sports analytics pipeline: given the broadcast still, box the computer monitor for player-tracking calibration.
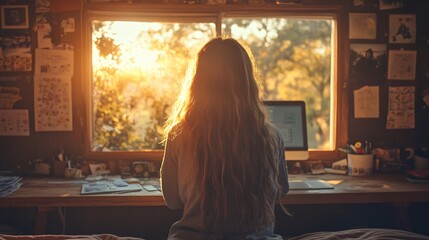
[263,100,309,161]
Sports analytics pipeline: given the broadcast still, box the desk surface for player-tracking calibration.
[1,173,428,208]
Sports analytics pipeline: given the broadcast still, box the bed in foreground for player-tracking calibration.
[1,228,429,240]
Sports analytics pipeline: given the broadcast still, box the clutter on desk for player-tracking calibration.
[324,159,347,175]
[339,141,373,155]
[338,141,375,176]
[405,169,429,183]
[374,147,414,172]
[414,145,429,170]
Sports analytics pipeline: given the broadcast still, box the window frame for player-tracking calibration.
[82,3,348,162]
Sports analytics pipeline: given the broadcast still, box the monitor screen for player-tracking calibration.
[263,100,309,161]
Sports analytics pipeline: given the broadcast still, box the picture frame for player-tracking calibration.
[1,5,29,29]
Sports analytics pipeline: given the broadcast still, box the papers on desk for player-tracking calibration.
[81,181,143,195]
[0,175,22,197]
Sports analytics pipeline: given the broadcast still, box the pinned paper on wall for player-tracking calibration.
[0,109,30,136]
[386,86,415,129]
[387,50,416,80]
[353,85,379,118]
[34,75,72,132]
[35,49,74,76]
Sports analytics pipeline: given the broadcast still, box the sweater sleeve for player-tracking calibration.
[160,138,184,209]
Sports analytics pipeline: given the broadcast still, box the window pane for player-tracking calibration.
[91,21,216,151]
[222,17,333,150]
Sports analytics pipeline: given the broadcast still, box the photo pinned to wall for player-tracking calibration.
[61,18,75,33]
[380,0,404,10]
[389,14,416,44]
[350,43,387,80]
[387,50,416,80]
[386,86,415,129]
[0,35,32,72]
[1,5,29,30]
[349,13,377,39]
[35,0,51,13]
[34,75,73,132]
[36,22,52,49]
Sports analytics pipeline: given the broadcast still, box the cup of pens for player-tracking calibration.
[345,141,374,176]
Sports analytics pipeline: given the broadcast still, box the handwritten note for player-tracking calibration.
[354,86,379,118]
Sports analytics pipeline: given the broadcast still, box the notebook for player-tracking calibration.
[289,180,334,190]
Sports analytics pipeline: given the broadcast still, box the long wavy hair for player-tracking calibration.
[164,38,281,236]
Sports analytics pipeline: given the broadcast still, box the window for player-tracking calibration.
[83,4,347,161]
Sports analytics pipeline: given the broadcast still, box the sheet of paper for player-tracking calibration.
[36,23,52,49]
[35,49,74,76]
[0,109,30,136]
[386,86,415,129]
[353,85,379,118]
[34,75,73,131]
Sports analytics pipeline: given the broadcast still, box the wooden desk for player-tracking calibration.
[1,173,428,234]
[284,173,429,205]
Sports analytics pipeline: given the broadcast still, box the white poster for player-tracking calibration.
[35,49,73,76]
[387,50,416,80]
[34,75,72,131]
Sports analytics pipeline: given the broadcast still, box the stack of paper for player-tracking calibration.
[0,175,22,197]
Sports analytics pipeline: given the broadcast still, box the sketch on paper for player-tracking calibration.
[389,14,416,44]
[386,86,414,129]
[387,50,416,80]
[349,13,377,39]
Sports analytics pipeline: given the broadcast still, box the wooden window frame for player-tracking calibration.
[81,3,348,162]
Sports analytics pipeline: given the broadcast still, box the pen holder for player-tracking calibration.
[347,153,374,176]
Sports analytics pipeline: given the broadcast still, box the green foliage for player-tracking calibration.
[91,18,332,151]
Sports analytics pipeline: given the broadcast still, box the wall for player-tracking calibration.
[0,1,428,171]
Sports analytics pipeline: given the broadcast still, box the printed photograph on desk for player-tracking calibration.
[350,44,387,80]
